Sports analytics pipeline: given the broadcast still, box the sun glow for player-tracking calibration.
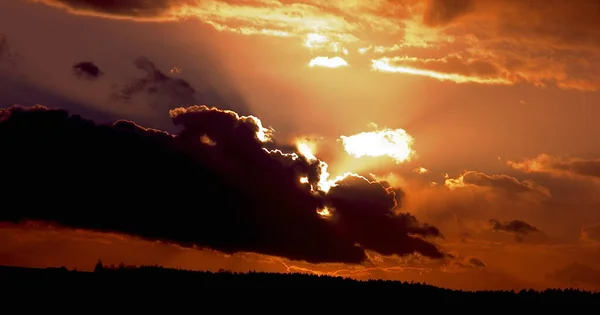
[305,33,328,48]
[308,56,348,68]
[340,128,415,163]
[414,167,428,174]
[316,206,332,218]
[294,138,349,194]
[296,138,318,162]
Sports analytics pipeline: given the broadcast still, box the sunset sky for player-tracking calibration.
[2,0,600,292]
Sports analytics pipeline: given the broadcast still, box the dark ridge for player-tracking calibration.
[1,264,599,303]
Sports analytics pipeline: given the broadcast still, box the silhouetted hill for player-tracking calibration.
[1,264,599,303]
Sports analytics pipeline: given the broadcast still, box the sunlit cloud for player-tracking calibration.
[293,137,375,194]
[295,137,318,162]
[371,58,511,85]
[170,105,274,142]
[443,171,551,197]
[316,206,333,218]
[308,56,348,68]
[508,154,600,181]
[414,167,429,174]
[36,0,600,90]
[340,128,415,163]
[305,33,328,49]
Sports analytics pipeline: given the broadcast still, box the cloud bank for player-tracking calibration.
[0,104,445,264]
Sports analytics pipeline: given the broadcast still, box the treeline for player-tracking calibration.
[1,263,599,303]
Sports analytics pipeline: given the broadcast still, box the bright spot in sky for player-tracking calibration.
[340,128,415,163]
[296,138,318,162]
[294,137,339,193]
[305,33,328,48]
[414,167,428,174]
[317,206,332,218]
[200,134,216,146]
[308,56,349,68]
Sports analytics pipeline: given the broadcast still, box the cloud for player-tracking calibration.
[508,154,600,181]
[465,256,486,268]
[37,0,193,21]
[0,104,445,264]
[110,56,196,110]
[446,255,486,269]
[73,61,103,79]
[105,56,250,116]
[399,171,552,242]
[34,0,600,90]
[444,171,550,197]
[490,219,541,243]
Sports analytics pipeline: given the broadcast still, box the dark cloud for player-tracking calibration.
[39,0,190,20]
[73,61,103,79]
[108,56,251,115]
[449,256,486,269]
[422,0,474,27]
[460,171,550,196]
[467,257,486,268]
[0,105,444,264]
[325,175,444,259]
[490,219,540,242]
[110,56,196,110]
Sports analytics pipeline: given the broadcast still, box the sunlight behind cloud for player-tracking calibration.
[305,33,328,48]
[295,138,318,162]
[340,128,415,163]
[294,137,366,194]
[308,56,349,68]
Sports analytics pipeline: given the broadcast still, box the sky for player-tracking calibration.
[1,0,600,291]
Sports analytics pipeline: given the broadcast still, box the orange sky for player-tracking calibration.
[1,0,600,291]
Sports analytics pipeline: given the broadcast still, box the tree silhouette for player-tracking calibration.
[94,259,104,273]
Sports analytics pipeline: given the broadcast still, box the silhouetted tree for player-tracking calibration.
[94,259,104,273]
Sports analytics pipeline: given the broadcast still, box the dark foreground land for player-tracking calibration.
[1,264,599,304]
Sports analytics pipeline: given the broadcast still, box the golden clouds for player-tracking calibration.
[370,57,511,85]
[508,154,600,181]
[443,171,550,197]
[35,0,600,90]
